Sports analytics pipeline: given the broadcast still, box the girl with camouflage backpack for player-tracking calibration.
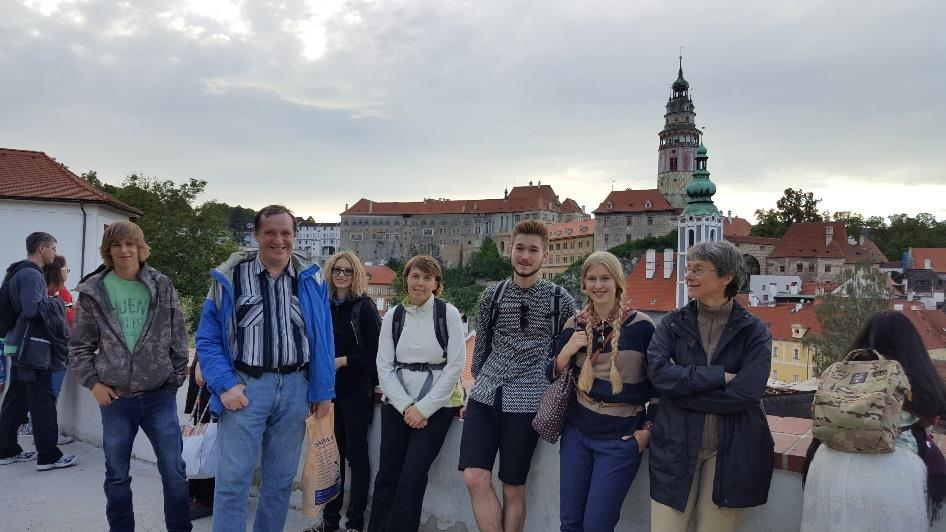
[802,311,946,531]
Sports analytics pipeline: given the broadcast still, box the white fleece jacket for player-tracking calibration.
[376,295,465,419]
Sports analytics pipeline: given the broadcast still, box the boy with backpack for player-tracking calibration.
[0,231,76,470]
[459,220,576,532]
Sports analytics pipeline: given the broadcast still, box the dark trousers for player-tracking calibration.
[0,365,62,465]
[367,404,456,532]
[324,394,374,531]
[559,423,643,532]
[101,390,192,532]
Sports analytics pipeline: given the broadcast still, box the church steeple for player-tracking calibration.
[676,142,724,307]
[657,54,702,210]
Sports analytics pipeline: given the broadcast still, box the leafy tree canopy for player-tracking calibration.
[751,188,824,238]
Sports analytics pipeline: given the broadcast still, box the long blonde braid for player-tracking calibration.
[575,251,628,395]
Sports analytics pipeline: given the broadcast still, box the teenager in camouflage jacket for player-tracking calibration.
[69,263,189,397]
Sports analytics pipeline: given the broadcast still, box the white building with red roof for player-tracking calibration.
[364,263,398,311]
[0,148,140,280]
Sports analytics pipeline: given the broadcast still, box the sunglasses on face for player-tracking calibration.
[332,267,354,277]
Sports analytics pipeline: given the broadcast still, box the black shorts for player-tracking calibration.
[457,399,540,486]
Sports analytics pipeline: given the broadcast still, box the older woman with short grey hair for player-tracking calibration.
[646,240,774,532]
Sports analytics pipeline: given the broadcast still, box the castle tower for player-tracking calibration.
[676,143,724,307]
[657,56,702,210]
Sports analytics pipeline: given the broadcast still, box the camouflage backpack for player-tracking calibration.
[812,349,911,453]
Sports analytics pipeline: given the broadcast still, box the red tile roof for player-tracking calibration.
[769,222,887,263]
[624,251,678,312]
[593,189,675,215]
[340,184,582,217]
[365,264,397,286]
[727,235,780,246]
[910,248,946,273]
[548,219,595,241]
[559,198,584,214]
[0,148,141,215]
[723,216,752,237]
[746,304,822,342]
[902,310,946,351]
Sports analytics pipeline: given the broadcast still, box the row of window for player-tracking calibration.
[771,345,801,361]
[552,240,589,250]
[776,263,834,274]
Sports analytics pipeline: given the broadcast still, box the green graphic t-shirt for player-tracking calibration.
[104,271,151,352]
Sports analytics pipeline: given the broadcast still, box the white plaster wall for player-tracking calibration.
[0,199,131,284]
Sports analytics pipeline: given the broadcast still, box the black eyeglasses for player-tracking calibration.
[332,267,354,277]
[520,302,529,330]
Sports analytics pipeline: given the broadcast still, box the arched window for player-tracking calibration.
[688,229,694,247]
[710,229,716,241]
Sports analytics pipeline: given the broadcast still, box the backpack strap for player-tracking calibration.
[433,297,449,360]
[391,304,406,364]
[473,279,510,375]
[550,285,565,337]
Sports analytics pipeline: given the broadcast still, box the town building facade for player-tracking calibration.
[541,219,596,279]
[339,183,588,267]
[766,222,887,283]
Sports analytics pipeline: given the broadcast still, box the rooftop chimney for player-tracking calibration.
[645,249,656,279]
[825,224,834,246]
[368,200,373,214]
[925,258,933,270]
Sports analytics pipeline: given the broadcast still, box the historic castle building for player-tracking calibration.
[339,183,588,267]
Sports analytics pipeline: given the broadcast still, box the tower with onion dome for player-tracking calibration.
[657,56,702,210]
[676,143,724,307]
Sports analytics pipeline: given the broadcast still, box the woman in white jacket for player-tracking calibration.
[367,255,466,532]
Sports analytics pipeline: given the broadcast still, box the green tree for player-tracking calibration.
[84,172,238,331]
[870,213,946,262]
[751,188,824,238]
[803,264,892,375]
[469,237,513,280]
[202,201,257,245]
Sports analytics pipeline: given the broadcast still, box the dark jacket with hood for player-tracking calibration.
[69,264,189,397]
[3,260,69,373]
[646,299,774,511]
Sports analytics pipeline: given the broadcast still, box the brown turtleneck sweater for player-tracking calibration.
[697,298,733,450]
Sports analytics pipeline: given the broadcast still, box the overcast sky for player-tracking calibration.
[2,0,944,222]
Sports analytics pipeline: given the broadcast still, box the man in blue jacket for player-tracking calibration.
[196,205,335,532]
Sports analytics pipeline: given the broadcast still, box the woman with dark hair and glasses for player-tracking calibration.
[40,255,74,445]
[801,311,946,531]
[647,240,774,532]
[305,251,382,532]
[369,255,465,532]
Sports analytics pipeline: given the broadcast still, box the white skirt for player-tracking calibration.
[801,444,928,532]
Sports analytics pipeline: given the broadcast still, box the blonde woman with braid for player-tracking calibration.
[547,251,657,532]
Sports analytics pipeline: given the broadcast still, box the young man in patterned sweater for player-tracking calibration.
[459,219,577,532]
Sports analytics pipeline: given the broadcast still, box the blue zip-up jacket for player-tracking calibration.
[195,251,336,415]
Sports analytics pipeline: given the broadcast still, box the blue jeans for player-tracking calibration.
[213,370,309,532]
[51,369,65,399]
[559,423,643,532]
[100,389,191,532]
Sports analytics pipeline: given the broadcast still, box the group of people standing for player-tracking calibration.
[1,203,942,532]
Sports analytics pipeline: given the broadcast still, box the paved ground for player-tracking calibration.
[1,435,465,531]
[0,435,318,532]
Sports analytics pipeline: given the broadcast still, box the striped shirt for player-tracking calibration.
[230,256,310,368]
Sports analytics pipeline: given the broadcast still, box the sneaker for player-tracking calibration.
[36,454,79,471]
[0,451,37,465]
[17,422,32,436]
[188,499,213,520]
[303,522,338,532]
[57,434,74,445]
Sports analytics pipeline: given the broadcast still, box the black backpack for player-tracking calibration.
[0,261,42,337]
[391,297,449,360]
